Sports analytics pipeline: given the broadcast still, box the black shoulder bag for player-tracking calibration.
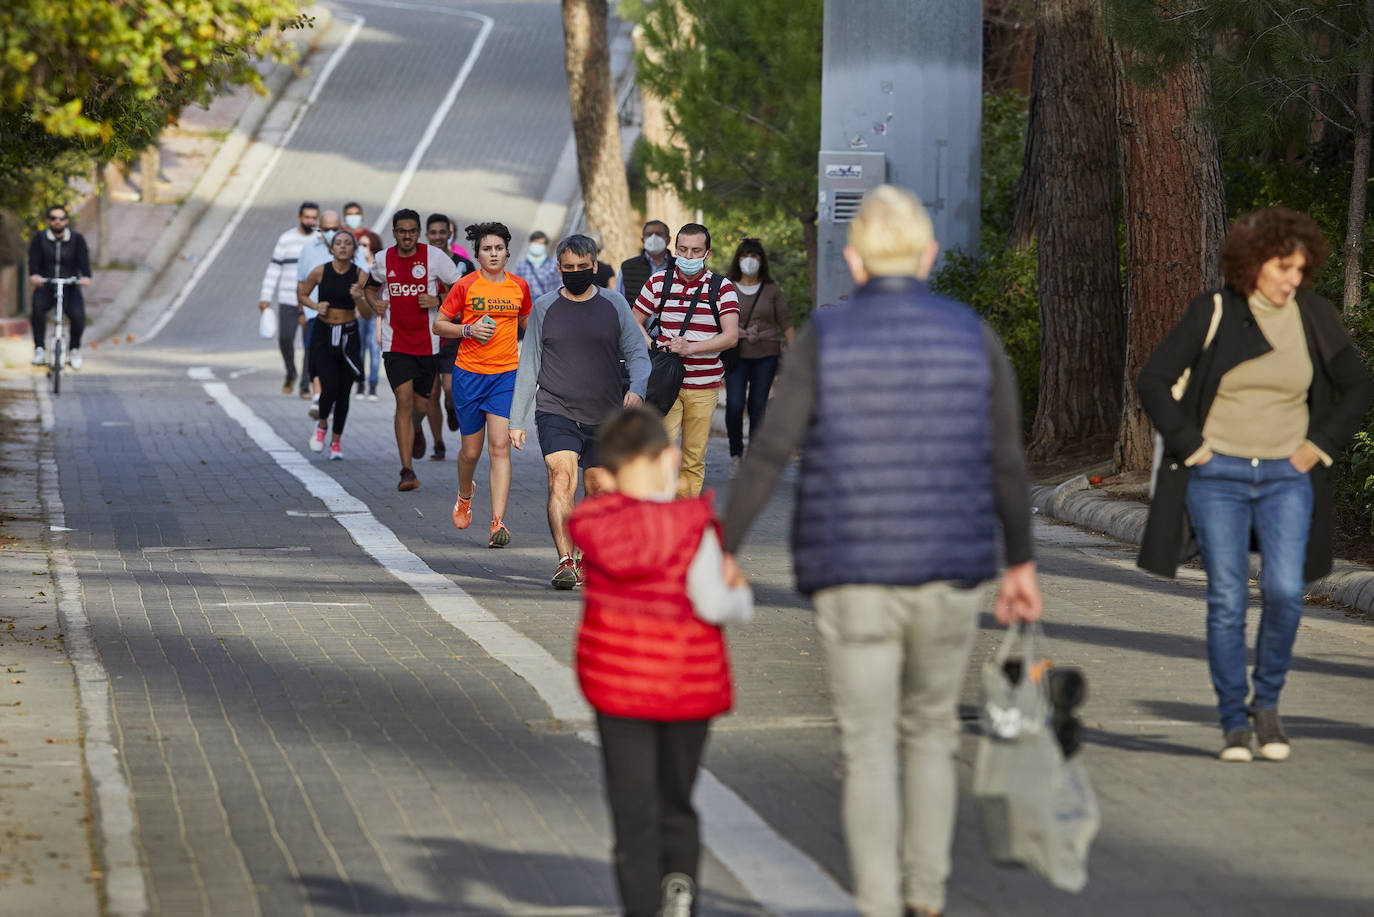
[645,276,713,415]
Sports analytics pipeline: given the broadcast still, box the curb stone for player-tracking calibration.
[1032,473,1374,623]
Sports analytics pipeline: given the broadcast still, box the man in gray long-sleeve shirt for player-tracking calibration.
[511,234,652,590]
[721,186,1042,917]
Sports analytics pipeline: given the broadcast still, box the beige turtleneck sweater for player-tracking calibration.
[1199,291,1314,461]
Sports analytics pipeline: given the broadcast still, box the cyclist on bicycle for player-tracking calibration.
[28,205,92,369]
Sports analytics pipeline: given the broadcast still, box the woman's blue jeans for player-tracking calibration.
[1185,453,1312,732]
[724,355,780,457]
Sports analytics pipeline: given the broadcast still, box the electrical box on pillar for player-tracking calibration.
[817,151,885,307]
[817,1,982,311]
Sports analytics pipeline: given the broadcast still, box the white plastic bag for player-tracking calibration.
[258,305,278,340]
[973,623,1099,893]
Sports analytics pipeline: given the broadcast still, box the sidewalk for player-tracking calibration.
[0,16,332,915]
[1033,472,1374,623]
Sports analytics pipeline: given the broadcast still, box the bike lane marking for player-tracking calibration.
[195,367,858,916]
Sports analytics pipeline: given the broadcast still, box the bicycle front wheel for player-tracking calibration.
[50,337,62,395]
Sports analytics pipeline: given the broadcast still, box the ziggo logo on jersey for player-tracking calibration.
[388,282,428,296]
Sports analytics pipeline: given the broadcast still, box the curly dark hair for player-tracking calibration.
[464,221,511,248]
[1219,207,1329,294]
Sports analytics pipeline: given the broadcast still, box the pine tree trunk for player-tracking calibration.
[562,0,636,264]
[1114,52,1226,474]
[1343,65,1371,316]
[1024,0,1124,461]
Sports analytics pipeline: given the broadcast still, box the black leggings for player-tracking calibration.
[311,320,362,435]
[596,713,710,917]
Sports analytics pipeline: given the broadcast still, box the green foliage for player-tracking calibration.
[0,0,305,223]
[627,0,822,228]
[931,91,1039,425]
[701,207,813,322]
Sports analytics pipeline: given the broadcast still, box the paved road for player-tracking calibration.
[29,1,1374,915]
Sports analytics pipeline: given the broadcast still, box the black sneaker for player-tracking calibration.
[660,873,694,917]
[397,468,419,492]
[1250,707,1290,761]
[1219,727,1253,762]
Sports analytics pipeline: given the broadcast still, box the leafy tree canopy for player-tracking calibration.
[628,0,822,227]
[0,0,304,221]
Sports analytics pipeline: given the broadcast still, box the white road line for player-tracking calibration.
[354,0,494,231]
[35,378,150,917]
[197,368,857,916]
[140,14,367,344]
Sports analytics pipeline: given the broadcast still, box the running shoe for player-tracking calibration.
[489,519,511,548]
[430,441,447,461]
[397,467,419,491]
[368,384,378,402]
[354,388,365,401]
[309,394,321,419]
[31,347,45,366]
[452,491,473,529]
[412,426,426,461]
[329,441,343,461]
[551,556,577,590]
[67,350,82,370]
[283,372,295,394]
[310,425,326,453]
[574,555,585,588]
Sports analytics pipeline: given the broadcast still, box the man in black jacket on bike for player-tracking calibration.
[28,205,92,369]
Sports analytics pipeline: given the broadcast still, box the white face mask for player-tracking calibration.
[643,235,667,255]
[739,256,760,276]
[527,242,547,261]
[344,213,363,229]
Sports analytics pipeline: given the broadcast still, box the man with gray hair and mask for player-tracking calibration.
[510,233,652,589]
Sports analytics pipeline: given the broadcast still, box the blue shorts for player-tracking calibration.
[452,367,516,435]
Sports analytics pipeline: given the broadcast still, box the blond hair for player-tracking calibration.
[847,185,934,276]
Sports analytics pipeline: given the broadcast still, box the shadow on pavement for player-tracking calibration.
[299,836,765,916]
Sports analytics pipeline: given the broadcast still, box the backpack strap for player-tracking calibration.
[704,273,726,332]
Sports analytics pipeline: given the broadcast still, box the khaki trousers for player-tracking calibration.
[814,581,984,917]
[664,385,720,497]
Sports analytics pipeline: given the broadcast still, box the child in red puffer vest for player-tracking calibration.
[568,406,752,917]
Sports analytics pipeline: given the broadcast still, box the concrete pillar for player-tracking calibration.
[817,1,982,307]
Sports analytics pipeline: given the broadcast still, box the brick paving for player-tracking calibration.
[6,0,1374,913]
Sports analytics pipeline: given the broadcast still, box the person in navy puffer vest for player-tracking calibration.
[723,185,1043,917]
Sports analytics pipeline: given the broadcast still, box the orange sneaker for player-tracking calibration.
[488,519,511,548]
[452,491,473,529]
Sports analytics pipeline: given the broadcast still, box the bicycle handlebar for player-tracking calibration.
[40,276,80,285]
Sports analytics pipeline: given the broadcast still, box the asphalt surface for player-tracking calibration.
[22,1,1374,915]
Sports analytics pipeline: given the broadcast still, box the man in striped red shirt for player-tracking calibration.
[633,223,740,497]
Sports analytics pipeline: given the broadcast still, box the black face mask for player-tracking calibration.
[562,267,596,295]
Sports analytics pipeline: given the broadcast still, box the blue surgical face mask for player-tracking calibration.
[676,256,705,276]
[322,229,337,245]
[344,213,363,230]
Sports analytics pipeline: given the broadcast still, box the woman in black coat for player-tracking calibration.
[1137,207,1373,763]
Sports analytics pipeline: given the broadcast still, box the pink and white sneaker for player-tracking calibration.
[329,441,343,461]
[310,425,326,453]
